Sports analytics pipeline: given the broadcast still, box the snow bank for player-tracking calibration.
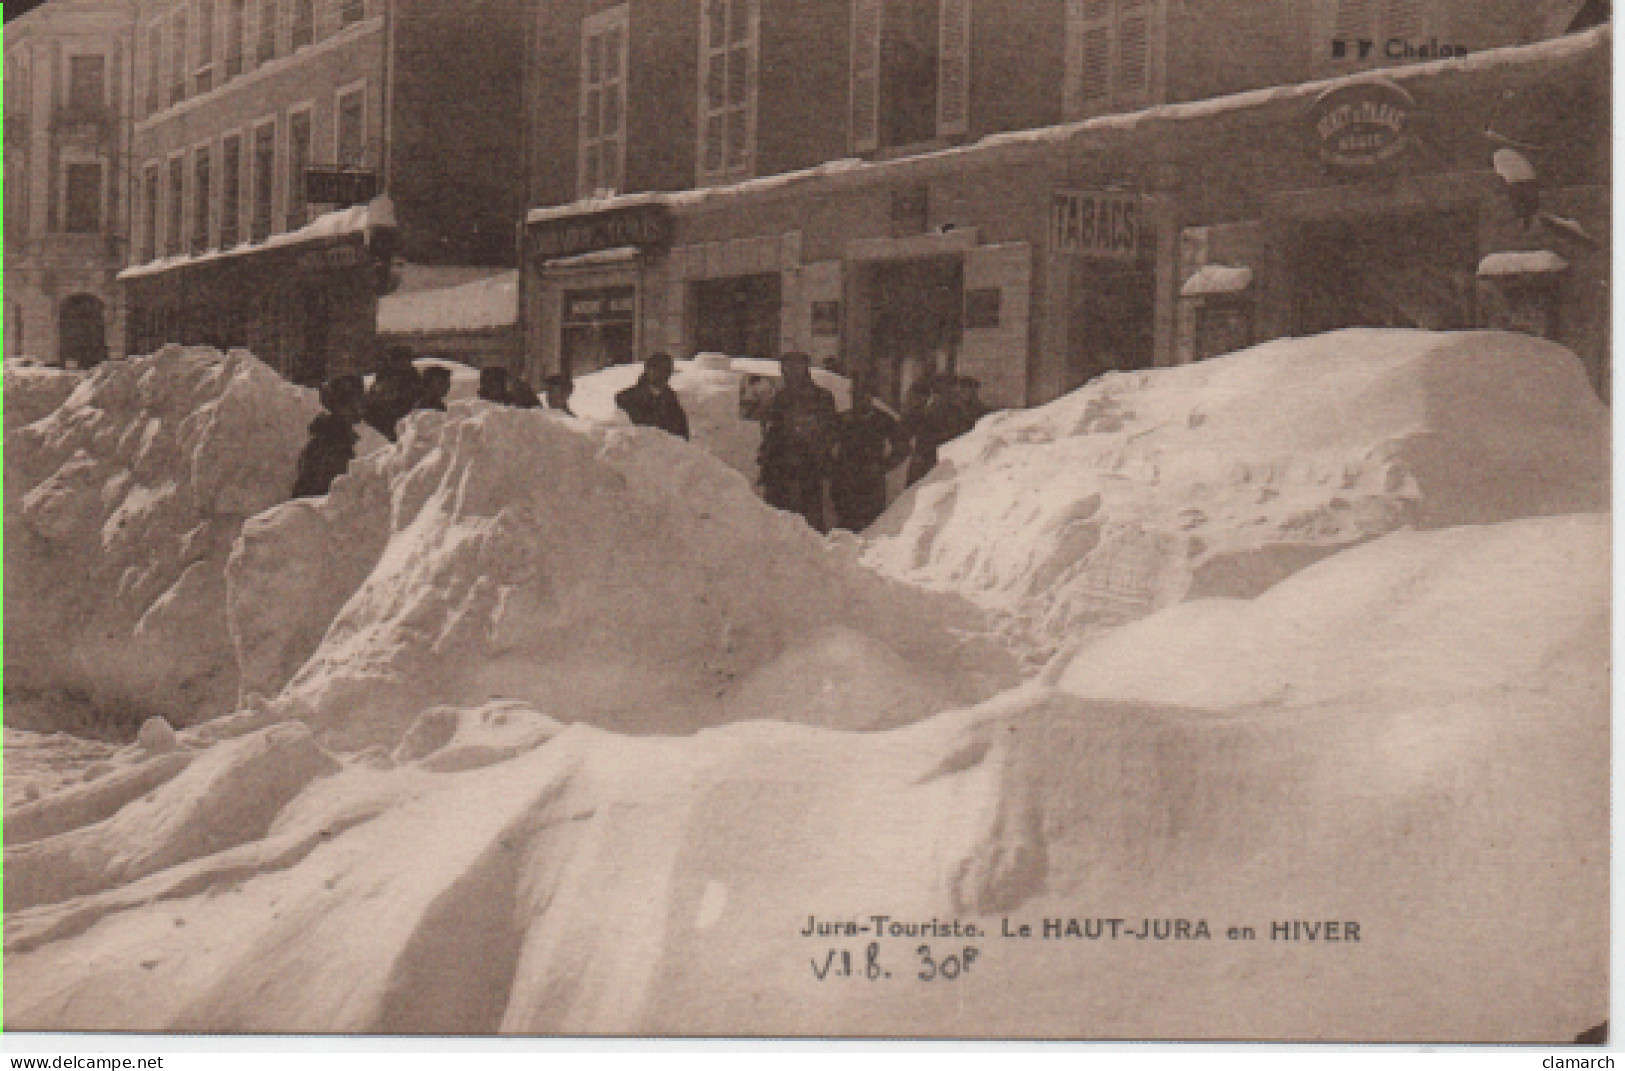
[863,330,1609,657]
[228,403,1016,750]
[4,347,323,726]
[6,515,1606,1040]
[4,364,85,427]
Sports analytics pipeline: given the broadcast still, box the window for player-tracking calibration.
[1328,0,1432,66]
[193,147,212,252]
[336,84,366,166]
[851,0,974,153]
[252,121,276,241]
[1064,0,1159,117]
[225,0,246,77]
[220,133,242,246]
[169,9,189,105]
[286,108,311,228]
[64,163,102,232]
[291,0,314,49]
[340,0,365,27]
[67,56,106,114]
[697,0,758,183]
[578,6,628,197]
[168,156,186,255]
[142,163,159,260]
[145,22,164,114]
[257,0,277,64]
[195,0,216,93]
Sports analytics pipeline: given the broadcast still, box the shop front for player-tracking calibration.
[120,205,396,385]
[522,201,673,384]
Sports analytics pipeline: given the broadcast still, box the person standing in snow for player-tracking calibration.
[901,356,953,487]
[414,366,452,412]
[615,352,690,439]
[477,365,513,405]
[759,351,838,532]
[544,373,576,416]
[292,375,366,498]
[830,372,904,533]
[363,345,423,442]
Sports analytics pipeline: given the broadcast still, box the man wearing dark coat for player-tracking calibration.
[830,374,904,532]
[759,351,838,531]
[615,352,690,439]
[414,366,452,412]
[362,346,422,442]
[292,375,366,499]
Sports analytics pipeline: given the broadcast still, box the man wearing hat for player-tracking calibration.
[758,351,838,531]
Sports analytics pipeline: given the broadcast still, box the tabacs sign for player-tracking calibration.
[1051,190,1144,260]
[530,203,672,261]
[1308,78,1418,174]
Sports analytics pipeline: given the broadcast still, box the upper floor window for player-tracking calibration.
[578,5,628,197]
[1325,0,1434,68]
[340,0,366,27]
[142,164,159,261]
[193,146,213,252]
[287,107,312,228]
[851,0,972,154]
[292,0,315,50]
[145,22,164,114]
[1064,0,1160,119]
[225,0,247,78]
[169,9,190,106]
[697,0,758,184]
[64,163,103,233]
[168,155,186,255]
[67,55,106,114]
[195,0,216,93]
[257,0,278,64]
[336,84,367,166]
[252,121,276,241]
[220,133,243,247]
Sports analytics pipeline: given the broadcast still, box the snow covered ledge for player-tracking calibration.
[1477,250,1570,277]
[117,196,397,282]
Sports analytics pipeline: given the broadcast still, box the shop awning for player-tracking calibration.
[541,245,641,270]
[1181,264,1254,297]
[1477,250,1570,277]
[116,196,396,282]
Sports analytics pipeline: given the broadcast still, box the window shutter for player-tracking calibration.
[1116,0,1149,96]
[1383,0,1426,42]
[850,0,881,153]
[937,0,971,138]
[1067,0,1113,113]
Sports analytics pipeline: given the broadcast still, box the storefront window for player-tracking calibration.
[561,286,636,377]
[692,273,782,360]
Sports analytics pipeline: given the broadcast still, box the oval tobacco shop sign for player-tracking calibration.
[1308,78,1418,173]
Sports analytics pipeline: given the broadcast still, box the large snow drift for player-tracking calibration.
[229,403,1015,750]
[864,330,1608,656]
[4,348,322,724]
[5,514,1606,1040]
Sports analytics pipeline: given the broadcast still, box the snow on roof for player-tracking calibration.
[116,197,395,282]
[524,27,1608,227]
[1181,265,1254,297]
[540,245,642,269]
[1477,250,1571,277]
[377,269,519,335]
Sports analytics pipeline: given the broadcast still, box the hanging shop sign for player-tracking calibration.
[530,203,672,261]
[305,167,380,207]
[1051,190,1144,260]
[1308,78,1418,174]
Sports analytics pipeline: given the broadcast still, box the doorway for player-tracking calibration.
[1065,261,1156,392]
[57,294,106,369]
[1292,209,1478,335]
[865,254,963,407]
[692,273,782,360]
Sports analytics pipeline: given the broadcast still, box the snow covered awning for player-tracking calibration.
[541,245,641,270]
[378,269,518,335]
[1181,265,1254,298]
[117,197,397,282]
[1477,250,1570,278]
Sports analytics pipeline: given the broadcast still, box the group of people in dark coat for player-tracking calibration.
[292,346,576,499]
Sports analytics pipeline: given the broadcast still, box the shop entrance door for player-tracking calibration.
[1065,261,1156,392]
[692,273,782,360]
[58,294,106,369]
[866,255,963,407]
[560,286,636,377]
[1293,210,1478,335]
